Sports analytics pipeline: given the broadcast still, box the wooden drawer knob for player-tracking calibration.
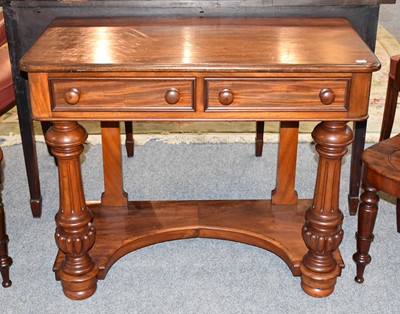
[165,88,180,104]
[218,88,234,106]
[319,88,335,105]
[64,88,80,105]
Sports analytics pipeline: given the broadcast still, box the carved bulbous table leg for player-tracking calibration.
[0,147,12,288]
[353,184,379,283]
[45,121,98,300]
[300,121,353,297]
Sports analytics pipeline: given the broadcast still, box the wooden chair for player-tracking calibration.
[353,55,400,284]
[0,11,13,288]
[379,55,400,141]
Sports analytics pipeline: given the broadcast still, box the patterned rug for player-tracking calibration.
[1,24,399,142]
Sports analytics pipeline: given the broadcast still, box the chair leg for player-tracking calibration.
[0,148,12,288]
[255,121,264,157]
[353,183,379,284]
[379,78,399,141]
[0,203,12,288]
[124,122,134,157]
[16,88,42,217]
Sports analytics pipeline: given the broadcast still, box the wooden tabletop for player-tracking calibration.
[19,17,380,73]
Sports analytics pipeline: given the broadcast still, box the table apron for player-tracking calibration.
[27,72,372,121]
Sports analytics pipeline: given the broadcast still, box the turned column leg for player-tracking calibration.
[0,148,12,288]
[353,184,379,283]
[300,121,353,298]
[45,121,98,300]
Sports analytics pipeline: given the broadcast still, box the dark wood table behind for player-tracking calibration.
[1,0,396,217]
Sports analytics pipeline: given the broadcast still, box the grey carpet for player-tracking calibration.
[0,141,399,313]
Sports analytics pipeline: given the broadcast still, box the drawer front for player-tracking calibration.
[205,78,350,112]
[50,78,195,112]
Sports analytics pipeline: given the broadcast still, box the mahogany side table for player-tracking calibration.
[20,17,379,300]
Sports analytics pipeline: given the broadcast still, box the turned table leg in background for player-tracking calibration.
[300,121,353,297]
[45,121,98,300]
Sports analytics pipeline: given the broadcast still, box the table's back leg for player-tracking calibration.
[255,121,264,157]
[124,121,134,158]
[271,121,299,205]
[101,121,128,207]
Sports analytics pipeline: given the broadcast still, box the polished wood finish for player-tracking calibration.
[53,199,344,279]
[353,183,379,283]
[301,121,352,297]
[45,121,98,299]
[20,17,379,74]
[21,18,378,123]
[4,1,395,221]
[0,148,12,288]
[353,134,400,283]
[51,78,195,112]
[271,121,299,205]
[20,17,378,299]
[354,60,400,282]
[100,121,128,207]
[206,79,350,111]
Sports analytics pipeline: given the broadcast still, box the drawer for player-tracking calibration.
[50,78,195,112]
[205,78,350,112]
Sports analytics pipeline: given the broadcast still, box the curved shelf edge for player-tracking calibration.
[96,226,300,279]
[53,200,344,281]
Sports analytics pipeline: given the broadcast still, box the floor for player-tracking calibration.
[380,1,400,42]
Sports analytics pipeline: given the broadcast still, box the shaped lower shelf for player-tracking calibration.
[53,199,344,279]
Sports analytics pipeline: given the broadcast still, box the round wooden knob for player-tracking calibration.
[319,88,335,105]
[165,88,180,104]
[218,88,234,106]
[64,88,80,105]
